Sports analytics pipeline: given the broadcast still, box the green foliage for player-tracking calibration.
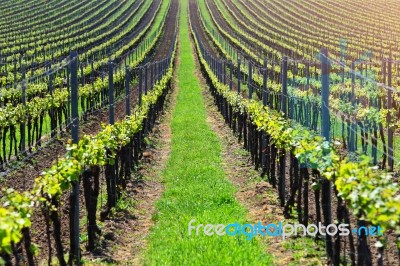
[200,0,400,131]
[0,189,34,254]
[0,37,177,255]
[0,0,169,133]
[191,16,400,247]
[336,157,400,234]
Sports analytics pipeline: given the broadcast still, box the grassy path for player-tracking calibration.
[143,0,272,264]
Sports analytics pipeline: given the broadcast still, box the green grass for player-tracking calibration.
[143,1,272,265]
[282,237,325,266]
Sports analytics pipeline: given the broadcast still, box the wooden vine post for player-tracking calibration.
[69,51,80,265]
[387,58,394,171]
[237,58,241,94]
[320,48,333,262]
[21,63,26,155]
[279,56,288,207]
[125,66,131,116]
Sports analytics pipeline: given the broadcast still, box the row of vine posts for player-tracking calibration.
[194,24,399,265]
[1,43,174,265]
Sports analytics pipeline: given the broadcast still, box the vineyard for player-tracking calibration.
[0,0,399,265]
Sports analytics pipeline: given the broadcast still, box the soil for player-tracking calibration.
[82,1,179,264]
[188,0,220,59]
[82,80,175,264]
[188,15,327,265]
[192,58,289,266]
